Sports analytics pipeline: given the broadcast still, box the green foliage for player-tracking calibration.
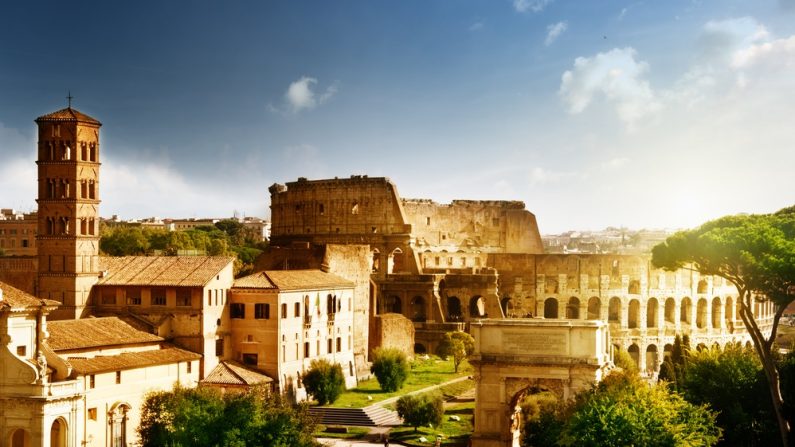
[613,349,638,373]
[303,359,345,405]
[138,385,318,447]
[370,347,411,392]
[658,334,690,391]
[682,344,777,446]
[436,331,475,373]
[100,225,150,255]
[396,392,444,432]
[522,371,721,447]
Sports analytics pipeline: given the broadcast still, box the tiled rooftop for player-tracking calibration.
[202,361,273,386]
[234,270,353,291]
[67,346,200,374]
[97,256,234,287]
[0,280,59,309]
[47,317,162,351]
[35,107,101,125]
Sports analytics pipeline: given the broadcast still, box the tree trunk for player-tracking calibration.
[739,292,789,446]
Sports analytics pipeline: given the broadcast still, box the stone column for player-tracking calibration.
[639,300,648,331]
[579,301,587,320]
[674,299,682,331]
[716,298,725,330]
[620,299,628,329]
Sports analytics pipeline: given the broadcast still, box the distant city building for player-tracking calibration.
[0,209,37,256]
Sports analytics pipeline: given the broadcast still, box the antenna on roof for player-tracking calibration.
[66,90,73,108]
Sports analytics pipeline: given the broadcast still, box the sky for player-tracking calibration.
[1,1,795,234]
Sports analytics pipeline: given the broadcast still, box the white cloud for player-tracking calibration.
[699,17,770,64]
[513,0,553,13]
[600,157,629,170]
[469,22,484,32]
[618,8,628,20]
[732,35,795,69]
[545,21,568,46]
[278,76,338,114]
[559,47,660,128]
[528,167,577,186]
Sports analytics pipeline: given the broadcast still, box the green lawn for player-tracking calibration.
[313,425,370,439]
[328,356,472,408]
[390,401,475,446]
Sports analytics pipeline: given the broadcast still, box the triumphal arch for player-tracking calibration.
[469,319,612,447]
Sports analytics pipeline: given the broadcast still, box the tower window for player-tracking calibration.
[351,202,359,215]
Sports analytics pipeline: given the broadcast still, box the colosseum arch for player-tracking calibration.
[627,343,640,367]
[566,297,580,319]
[696,298,708,329]
[680,297,693,325]
[411,296,426,322]
[711,297,722,329]
[388,248,404,274]
[371,248,380,272]
[628,299,640,329]
[697,279,708,294]
[725,297,734,330]
[628,279,640,294]
[470,296,486,318]
[385,295,402,314]
[646,344,659,373]
[608,297,621,323]
[664,298,676,325]
[447,296,462,321]
[544,298,559,319]
[587,297,600,320]
[501,296,514,317]
[9,428,30,447]
[647,298,659,328]
[663,344,673,360]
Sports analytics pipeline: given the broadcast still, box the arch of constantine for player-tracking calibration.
[469,319,612,447]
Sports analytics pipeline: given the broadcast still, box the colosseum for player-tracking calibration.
[267,175,774,374]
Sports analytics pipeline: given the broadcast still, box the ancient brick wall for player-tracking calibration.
[0,256,37,294]
[370,313,414,360]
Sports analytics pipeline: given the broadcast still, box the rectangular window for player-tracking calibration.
[176,289,191,307]
[207,289,212,306]
[126,287,141,305]
[328,338,333,354]
[336,337,342,352]
[101,289,116,305]
[89,374,95,388]
[115,371,121,384]
[231,303,246,319]
[152,288,166,306]
[294,302,300,317]
[242,353,258,366]
[281,303,287,318]
[88,408,97,421]
[186,361,192,374]
[215,338,224,357]
[304,342,310,358]
[255,303,269,319]
[16,345,26,356]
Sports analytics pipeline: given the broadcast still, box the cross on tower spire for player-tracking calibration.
[66,90,73,108]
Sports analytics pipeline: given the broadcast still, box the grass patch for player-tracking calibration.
[390,401,475,446]
[313,425,369,439]
[329,356,472,408]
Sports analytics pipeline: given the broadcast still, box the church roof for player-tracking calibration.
[47,316,162,351]
[0,280,59,310]
[232,269,353,291]
[97,256,234,287]
[202,361,273,386]
[35,107,101,125]
[66,346,200,374]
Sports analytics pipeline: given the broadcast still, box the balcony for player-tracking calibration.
[46,379,82,397]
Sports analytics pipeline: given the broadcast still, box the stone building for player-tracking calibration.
[268,176,773,372]
[229,269,358,398]
[0,210,37,257]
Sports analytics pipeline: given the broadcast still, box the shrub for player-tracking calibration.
[396,392,444,432]
[436,331,475,372]
[303,359,346,405]
[370,347,410,392]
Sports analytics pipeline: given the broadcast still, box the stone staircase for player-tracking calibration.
[309,405,402,427]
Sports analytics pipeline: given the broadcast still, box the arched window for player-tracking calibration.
[725,297,734,325]
[608,297,621,323]
[469,296,485,318]
[664,298,675,324]
[711,297,722,328]
[680,297,692,324]
[371,249,380,272]
[628,299,640,329]
[587,297,600,320]
[646,298,659,328]
[566,297,580,319]
[697,279,708,294]
[696,298,708,329]
[385,295,402,314]
[544,298,559,319]
[646,344,659,372]
[627,344,640,368]
[389,248,404,274]
[446,296,462,321]
[10,428,30,447]
[411,296,426,322]
[109,404,130,447]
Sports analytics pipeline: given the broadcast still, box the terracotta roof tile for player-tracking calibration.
[260,270,354,291]
[67,346,200,374]
[97,256,234,287]
[202,361,273,386]
[47,317,162,351]
[35,107,101,125]
[0,280,59,309]
[232,271,277,289]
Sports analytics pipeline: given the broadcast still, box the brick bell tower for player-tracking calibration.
[35,101,102,320]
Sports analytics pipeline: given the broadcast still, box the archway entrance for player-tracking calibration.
[511,386,559,447]
[10,429,30,447]
[50,418,67,447]
[470,296,486,318]
[447,296,462,321]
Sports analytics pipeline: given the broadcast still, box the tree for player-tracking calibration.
[658,334,690,391]
[100,226,149,255]
[652,208,795,445]
[557,371,721,447]
[138,385,318,447]
[682,343,777,446]
[612,349,638,374]
[303,359,345,405]
[396,392,444,432]
[370,347,410,392]
[436,331,475,372]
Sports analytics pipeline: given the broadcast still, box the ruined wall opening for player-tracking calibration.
[680,297,692,325]
[664,298,675,324]
[411,296,426,322]
[663,344,673,361]
[388,248,404,274]
[711,297,722,329]
[627,299,640,329]
[414,343,427,354]
[447,296,462,321]
[696,298,708,329]
[646,344,659,373]
[627,343,640,368]
[470,295,486,318]
[647,298,659,328]
[385,295,402,314]
[628,279,640,294]
[10,429,30,447]
[608,297,621,323]
[513,386,559,447]
[501,296,514,317]
[725,297,734,330]
[371,249,380,272]
[543,298,559,319]
[587,297,600,320]
[566,297,580,319]
[697,279,708,294]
